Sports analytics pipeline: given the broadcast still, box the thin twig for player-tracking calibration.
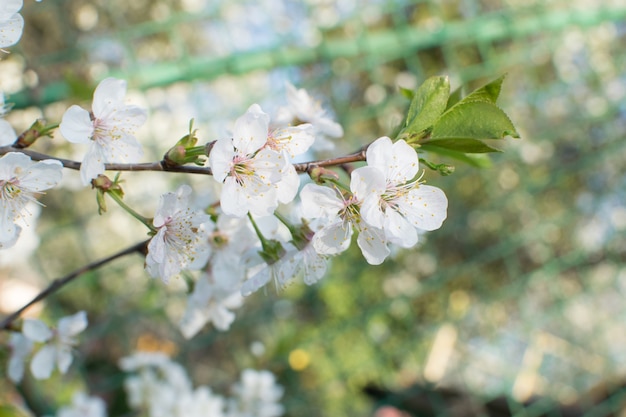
[0,240,150,331]
[0,143,370,176]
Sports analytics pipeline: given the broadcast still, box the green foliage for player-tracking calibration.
[397,75,519,172]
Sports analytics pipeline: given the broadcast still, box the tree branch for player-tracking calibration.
[0,143,370,176]
[0,239,150,331]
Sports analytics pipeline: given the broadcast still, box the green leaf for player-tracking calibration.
[431,101,519,140]
[446,86,463,110]
[420,146,493,168]
[422,138,502,153]
[404,75,450,134]
[459,75,506,105]
[399,86,414,100]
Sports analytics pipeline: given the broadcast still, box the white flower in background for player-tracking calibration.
[0,152,63,249]
[355,136,448,248]
[7,332,33,383]
[179,272,244,338]
[22,311,87,380]
[59,77,147,185]
[120,352,204,417]
[209,104,289,217]
[227,369,284,417]
[121,352,192,417]
[275,82,343,151]
[240,248,299,297]
[174,386,225,417]
[56,392,107,417]
[0,0,24,49]
[145,185,212,283]
[300,182,389,265]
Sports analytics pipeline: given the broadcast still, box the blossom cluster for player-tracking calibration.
[0,74,448,339]
[8,311,87,382]
[120,351,284,417]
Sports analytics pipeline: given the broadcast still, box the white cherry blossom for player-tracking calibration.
[7,332,33,383]
[145,185,212,283]
[209,104,290,217]
[240,247,299,297]
[354,136,448,247]
[227,369,285,417]
[275,83,343,151]
[300,182,390,265]
[0,0,24,49]
[59,77,147,185]
[179,272,244,338]
[0,152,63,249]
[56,392,107,417]
[22,311,88,380]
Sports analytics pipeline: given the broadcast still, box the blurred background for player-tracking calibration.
[1,0,625,416]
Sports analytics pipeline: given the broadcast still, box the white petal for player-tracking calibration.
[92,77,127,118]
[208,137,235,183]
[100,131,143,164]
[22,319,52,342]
[249,148,285,185]
[271,124,315,157]
[59,105,94,144]
[220,177,250,218]
[58,310,88,338]
[232,104,269,155]
[30,345,56,379]
[0,13,23,49]
[19,159,63,192]
[389,139,420,182]
[0,119,16,146]
[80,142,106,185]
[384,208,418,248]
[360,195,384,229]
[111,105,148,131]
[0,151,32,178]
[299,183,343,219]
[0,215,20,248]
[275,164,300,204]
[403,185,448,231]
[0,0,23,17]
[241,267,270,296]
[356,225,389,265]
[312,220,352,255]
[350,166,385,203]
[56,346,74,374]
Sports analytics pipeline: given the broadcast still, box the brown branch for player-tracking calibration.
[0,142,371,177]
[0,239,150,331]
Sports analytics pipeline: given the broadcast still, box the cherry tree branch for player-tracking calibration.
[0,239,150,331]
[0,143,369,176]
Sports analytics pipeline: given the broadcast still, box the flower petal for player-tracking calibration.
[18,159,63,192]
[22,319,52,342]
[58,310,88,338]
[30,344,56,379]
[0,12,23,48]
[300,183,343,219]
[356,224,389,265]
[0,119,16,146]
[92,77,127,118]
[312,220,352,255]
[80,142,106,185]
[232,104,270,155]
[403,185,448,231]
[350,166,385,203]
[59,105,94,144]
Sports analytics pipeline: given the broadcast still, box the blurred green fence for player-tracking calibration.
[2,0,626,416]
